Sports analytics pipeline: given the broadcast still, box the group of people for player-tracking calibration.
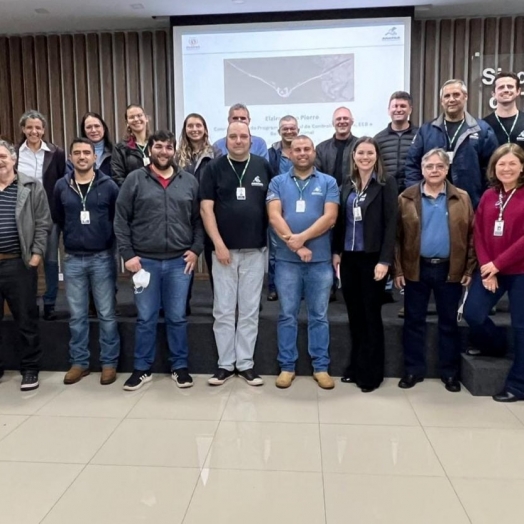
[1,71,523,403]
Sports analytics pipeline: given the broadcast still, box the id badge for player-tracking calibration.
[143,157,150,167]
[296,200,306,213]
[236,187,246,200]
[447,151,454,164]
[353,206,362,221]
[493,220,504,236]
[80,211,91,225]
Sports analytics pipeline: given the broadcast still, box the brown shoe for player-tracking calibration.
[313,372,335,390]
[100,367,117,386]
[275,371,295,389]
[64,366,90,385]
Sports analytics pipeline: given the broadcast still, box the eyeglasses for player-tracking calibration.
[128,114,144,121]
[424,163,447,171]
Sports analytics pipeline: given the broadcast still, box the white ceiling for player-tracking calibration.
[1,0,523,35]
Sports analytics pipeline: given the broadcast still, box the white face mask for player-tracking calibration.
[132,269,151,294]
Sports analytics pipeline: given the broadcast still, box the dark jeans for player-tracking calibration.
[464,270,524,398]
[0,258,41,372]
[43,223,60,306]
[403,260,463,379]
[340,251,387,389]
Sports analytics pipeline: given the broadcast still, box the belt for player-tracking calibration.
[421,257,449,265]
[0,253,21,261]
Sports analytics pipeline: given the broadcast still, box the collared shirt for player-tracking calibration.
[0,177,21,254]
[267,167,339,263]
[278,154,293,175]
[420,182,450,258]
[17,140,51,183]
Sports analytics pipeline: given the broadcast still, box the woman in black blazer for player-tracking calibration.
[332,136,398,392]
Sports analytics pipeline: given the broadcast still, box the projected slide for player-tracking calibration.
[174,18,410,145]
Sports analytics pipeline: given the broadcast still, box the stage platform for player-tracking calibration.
[0,279,515,396]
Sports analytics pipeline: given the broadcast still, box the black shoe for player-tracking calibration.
[341,376,356,384]
[123,370,152,391]
[43,305,57,321]
[267,291,278,301]
[493,390,522,402]
[360,386,376,393]
[21,372,39,391]
[237,368,264,386]
[172,368,193,388]
[442,377,461,393]
[208,368,235,386]
[398,375,424,389]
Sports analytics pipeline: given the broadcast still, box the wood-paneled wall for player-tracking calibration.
[0,30,173,148]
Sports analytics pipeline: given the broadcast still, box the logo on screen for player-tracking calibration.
[186,37,200,50]
[382,27,401,41]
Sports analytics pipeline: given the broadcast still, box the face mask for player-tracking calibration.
[132,269,151,294]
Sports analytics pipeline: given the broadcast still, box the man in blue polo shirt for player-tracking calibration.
[267,135,339,390]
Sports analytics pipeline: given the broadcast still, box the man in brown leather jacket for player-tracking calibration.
[394,147,475,393]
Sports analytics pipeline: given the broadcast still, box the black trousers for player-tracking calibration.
[340,251,387,389]
[0,258,41,372]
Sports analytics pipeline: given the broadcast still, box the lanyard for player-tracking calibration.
[352,175,372,202]
[495,113,519,143]
[73,176,95,211]
[137,143,148,158]
[444,119,465,149]
[497,188,517,220]
[293,175,312,200]
[227,155,250,186]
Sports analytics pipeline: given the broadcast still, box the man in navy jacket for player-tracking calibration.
[405,79,498,209]
[53,138,120,386]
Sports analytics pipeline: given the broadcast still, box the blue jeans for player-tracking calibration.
[267,228,278,293]
[134,257,191,371]
[464,271,524,397]
[64,250,120,369]
[44,223,60,305]
[275,260,332,372]
[403,261,463,379]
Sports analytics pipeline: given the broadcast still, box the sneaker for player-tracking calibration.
[123,370,152,391]
[208,368,235,386]
[238,368,264,386]
[275,371,295,389]
[172,368,194,388]
[313,371,335,390]
[21,372,39,391]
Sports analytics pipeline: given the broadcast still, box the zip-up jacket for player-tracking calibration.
[114,166,204,262]
[111,137,149,187]
[314,134,359,186]
[53,169,119,254]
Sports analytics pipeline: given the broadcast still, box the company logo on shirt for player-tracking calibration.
[251,176,264,187]
[469,132,479,140]
[311,186,324,196]
[517,130,524,141]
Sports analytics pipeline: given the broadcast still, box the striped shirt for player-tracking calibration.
[0,178,21,254]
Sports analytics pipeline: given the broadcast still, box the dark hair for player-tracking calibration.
[493,72,521,90]
[69,137,95,154]
[349,136,386,188]
[79,112,113,152]
[147,130,176,150]
[487,143,524,190]
[124,103,151,140]
[389,91,413,106]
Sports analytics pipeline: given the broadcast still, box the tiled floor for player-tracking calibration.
[1,372,524,523]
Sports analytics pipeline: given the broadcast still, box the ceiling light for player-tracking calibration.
[130,3,144,9]
[34,8,50,14]
[232,0,245,4]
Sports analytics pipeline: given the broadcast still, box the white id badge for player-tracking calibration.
[493,220,504,236]
[80,211,91,225]
[143,157,150,167]
[236,187,246,200]
[353,206,362,221]
[447,151,454,164]
[296,200,306,213]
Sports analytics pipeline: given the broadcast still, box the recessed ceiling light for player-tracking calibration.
[130,3,144,9]
[232,0,245,4]
[34,8,50,14]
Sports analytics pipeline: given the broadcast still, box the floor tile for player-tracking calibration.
[320,424,444,476]
[128,375,233,421]
[92,418,217,468]
[324,473,470,524]
[406,380,523,428]
[205,421,321,472]
[41,465,199,524]
[0,415,120,464]
[222,377,319,423]
[506,403,524,426]
[426,427,524,479]
[184,469,325,524]
[37,373,145,418]
[451,478,524,524]
[319,379,419,426]
[0,414,28,441]
[0,461,82,524]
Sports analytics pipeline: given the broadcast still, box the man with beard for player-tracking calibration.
[115,130,204,391]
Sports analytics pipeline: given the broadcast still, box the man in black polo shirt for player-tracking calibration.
[201,121,272,386]
[0,139,51,391]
